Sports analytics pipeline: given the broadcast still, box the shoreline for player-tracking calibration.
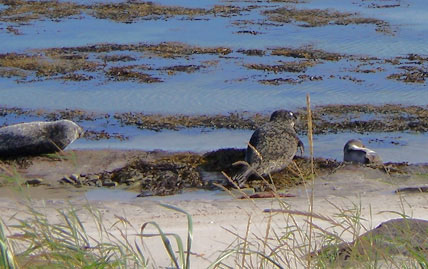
[2,103,428,135]
[2,153,428,267]
[1,148,428,198]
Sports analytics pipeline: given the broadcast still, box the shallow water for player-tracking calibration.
[1,0,427,165]
[69,128,428,164]
[85,188,231,202]
[1,0,428,113]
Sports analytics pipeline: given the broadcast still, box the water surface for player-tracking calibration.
[0,0,428,113]
[1,0,427,164]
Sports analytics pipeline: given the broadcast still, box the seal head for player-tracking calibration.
[343,139,382,164]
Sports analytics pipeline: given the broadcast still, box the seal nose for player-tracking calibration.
[77,125,85,138]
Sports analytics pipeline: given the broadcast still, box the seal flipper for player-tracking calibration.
[232,166,254,188]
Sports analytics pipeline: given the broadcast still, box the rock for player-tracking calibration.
[88,174,100,181]
[24,178,43,186]
[59,175,74,184]
[70,173,81,185]
[137,190,155,197]
[313,218,428,265]
[124,177,136,184]
[102,181,118,187]
[0,120,83,157]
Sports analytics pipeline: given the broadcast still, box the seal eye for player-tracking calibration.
[289,112,294,117]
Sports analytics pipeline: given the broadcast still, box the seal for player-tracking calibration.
[233,110,304,187]
[0,119,84,157]
[343,139,382,164]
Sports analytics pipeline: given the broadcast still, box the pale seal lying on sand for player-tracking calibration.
[343,139,382,164]
[233,110,304,187]
[0,120,83,157]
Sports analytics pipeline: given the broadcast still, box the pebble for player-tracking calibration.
[60,176,74,184]
[24,178,44,186]
[70,173,82,185]
[102,181,118,187]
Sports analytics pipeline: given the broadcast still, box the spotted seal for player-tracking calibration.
[233,110,303,187]
[0,120,83,157]
[343,139,382,164]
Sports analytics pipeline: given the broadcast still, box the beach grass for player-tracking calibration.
[1,94,427,268]
[0,166,426,268]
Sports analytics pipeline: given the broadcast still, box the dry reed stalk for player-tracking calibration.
[241,215,252,268]
[306,93,315,267]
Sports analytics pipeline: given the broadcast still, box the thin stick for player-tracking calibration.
[306,94,314,175]
[306,93,315,267]
[241,215,252,268]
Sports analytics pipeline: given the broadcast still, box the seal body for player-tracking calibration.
[0,120,83,157]
[233,110,303,187]
[343,139,382,164]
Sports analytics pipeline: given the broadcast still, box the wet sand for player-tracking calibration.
[1,149,428,267]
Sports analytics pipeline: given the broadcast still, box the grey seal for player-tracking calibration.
[233,110,304,187]
[0,119,83,157]
[343,139,382,164]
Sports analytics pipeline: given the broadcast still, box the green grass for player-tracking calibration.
[0,201,196,269]
[0,170,427,268]
[1,94,428,268]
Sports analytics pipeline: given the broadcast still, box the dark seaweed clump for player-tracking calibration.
[271,47,344,61]
[303,104,428,134]
[4,104,428,141]
[264,7,390,32]
[57,149,341,195]
[0,0,249,24]
[386,54,428,83]
[244,60,315,73]
[113,112,267,132]
[0,42,231,83]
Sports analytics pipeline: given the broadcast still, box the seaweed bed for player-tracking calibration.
[0,42,426,84]
[58,152,341,196]
[0,0,250,24]
[0,42,231,83]
[0,0,388,31]
[3,104,428,137]
[2,147,422,197]
[263,7,390,33]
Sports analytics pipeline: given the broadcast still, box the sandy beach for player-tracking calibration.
[1,149,428,267]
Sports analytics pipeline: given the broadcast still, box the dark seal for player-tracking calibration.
[233,110,304,187]
[343,139,382,164]
[0,120,83,157]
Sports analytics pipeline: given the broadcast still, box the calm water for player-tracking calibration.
[1,0,428,113]
[69,129,428,163]
[1,0,427,163]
